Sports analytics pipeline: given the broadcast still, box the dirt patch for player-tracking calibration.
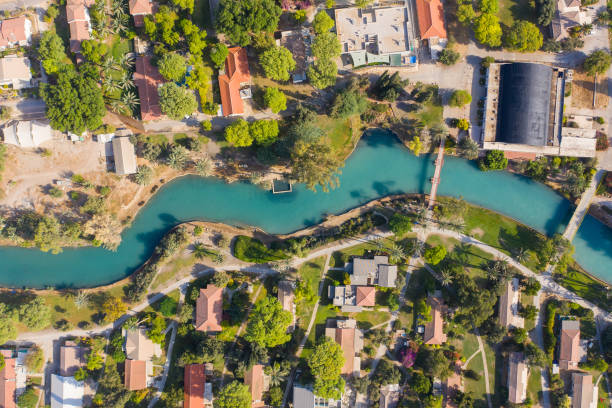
[469,227,484,238]
[571,72,609,110]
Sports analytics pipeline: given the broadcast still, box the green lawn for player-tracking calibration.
[319,114,362,159]
[353,309,391,330]
[462,333,480,360]
[330,242,378,268]
[417,101,443,128]
[498,0,535,27]
[527,367,542,405]
[300,303,339,359]
[557,263,611,311]
[464,348,488,407]
[110,35,133,61]
[143,289,180,314]
[521,293,536,331]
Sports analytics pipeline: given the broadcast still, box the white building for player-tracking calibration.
[50,375,84,408]
[2,120,53,148]
[0,56,32,89]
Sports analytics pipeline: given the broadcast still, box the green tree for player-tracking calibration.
[0,304,17,345]
[224,119,253,147]
[263,87,287,113]
[81,39,109,64]
[260,46,296,81]
[449,90,472,107]
[307,59,337,89]
[439,49,460,65]
[158,52,187,81]
[457,3,476,24]
[474,13,502,47]
[215,0,282,46]
[244,296,292,348]
[167,144,189,170]
[307,337,345,399]
[19,297,52,330]
[24,346,44,373]
[41,67,105,133]
[506,21,543,52]
[583,50,612,76]
[134,165,153,185]
[410,372,431,395]
[424,245,447,265]
[371,71,408,101]
[330,89,368,118]
[39,31,68,75]
[210,43,229,68]
[291,140,343,192]
[144,6,180,45]
[313,10,335,34]
[249,119,279,146]
[536,0,556,26]
[158,83,197,120]
[479,149,508,170]
[171,0,194,13]
[389,213,413,236]
[479,0,498,13]
[17,387,38,408]
[214,381,251,408]
[312,32,341,60]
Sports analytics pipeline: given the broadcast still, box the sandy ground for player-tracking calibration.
[571,71,609,110]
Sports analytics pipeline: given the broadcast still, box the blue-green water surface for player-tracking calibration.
[0,130,610,288]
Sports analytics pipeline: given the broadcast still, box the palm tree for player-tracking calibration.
[440,268,453,287]
[388,242,405,263]
[429,124,448,147]
[411,239,425,257]
[103,78,120,94]
[121,91,139,111]
[108,99,125,114]
[120,53,135,69]
[74,290,89,310]
[195,157,213,176]
[118,73,134,90]
[102,56,120,73]
[214,254,224,264]
[374,238,387,254]
[193,243,208,259]
[514,247,529,264]
[265,362,289,387]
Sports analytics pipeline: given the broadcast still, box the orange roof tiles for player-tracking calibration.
[424,295,447,345]
[134,56,164,121]
[129,0,153,27]
[0,17,27,47]
[218,47,250,117]
[69,20,90,52]
[336,327,356,375]
[415,0,447,40]
[184,364,205,408]
[559,320,580,370]
[0,350,16,408]
[195,285,223,332]
[355,286,376,307]
[245,364,264,407]
[125,360,147,391]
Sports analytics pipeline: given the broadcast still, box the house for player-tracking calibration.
[351,256,397,288]
[0,350,16,408]
[334,7,418,67]
[328,285,376,312]
[124,327,162,390]
[184,364,213,408]
[278,280,296,330]
[195,285,223,333]
[218,47,251,116]
[415,0,447,58]
[134,55,164,121]
[292,383,343,408]
[112,136,137,175]
[380,384,400,408]
[60,341,86,377]
[2,120,53,148]
[444,361,464,408]
[0,56,31,89]
[499,278,524,329]
[325,318,364,376]
[245,364,266,408]
[507,352,528,404]
[572,372,597,408]
[50,374,84,408]
[277,29,314,83]
[424,292,447,345]
[559,319,581,370]
[551,0,586,41]
[129,0,153,27]
[66,0,92,53]
[0,17,31,49]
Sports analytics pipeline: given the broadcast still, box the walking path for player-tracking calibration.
[428,140,445,209]
[147,321,177,408]
[475,330,493,408]
[532,291,551,408]
[563,168,606,240]
[462,349,482,368]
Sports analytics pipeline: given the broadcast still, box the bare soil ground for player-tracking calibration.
[571,71,609,110]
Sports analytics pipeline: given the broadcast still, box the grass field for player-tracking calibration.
[320,114,362,159]
[330,242,378,268]
[527,367,542,404]
[558,263,610,311]
[464,348,487,407]
[498,0,535,27]
[110,35,133,61]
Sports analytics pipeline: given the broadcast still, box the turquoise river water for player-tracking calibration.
[0,129,611,288]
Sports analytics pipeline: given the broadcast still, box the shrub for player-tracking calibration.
[49,187,63,198]
[439,49,460,65]
[159,296,178,316]
[449,90,472,107]
[233,235,288,263]
[595,116,605,124]
[388,213,413,236]
[479,150,508,171]
[596,132,609,151]
[424,245,447,265]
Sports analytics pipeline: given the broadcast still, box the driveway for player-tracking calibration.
[2,98,46,120]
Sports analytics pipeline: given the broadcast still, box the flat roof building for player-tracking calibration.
[499,278,524,329]
[60,341,86,377]
[0,56,31,89]
[351,256,397,287]
[507,352,528,404]
[2,120,52,148]
[50,375,84,408]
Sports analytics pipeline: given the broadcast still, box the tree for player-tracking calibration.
[195,157,213,176]
[215,0,282,46]
[244,296,292,348]
[416,347,452,379]
[134,165,153,185]
[171,0,193,12]
[263,87,287,113]
[330,90,368,118]
[81,40,109,64]
[536,0,556,26]
[158,83,197,120]
[371,71,408,101]
[101,296,127,322]
[389,213,413,236]
[17,387,38,408]
[479,150,508,171]
[439,48,460,65]
[457,3,476,24]
[84,213,122,250]
[225,119,253,147]
[144,6,180,45]
[449,90,472,107]
[39,31,68,75]
[479,0,498,13]
[409,136,423,156]
[525,342,548,367]
[158,52,187,81]
[167,144,188,170]
[210,43,229,68]
[265,361,290,387]
[474,13,502,47]
[456,118,470,131]
[260,46,296,81]
[41,67,105,134]
[583,50,612,76]
[458,137,477,160]
[19,297,51,330]
[506,21,543,52]
[291,140,343,192]
[307,337,345,399]
[313,11,335,34]
[307,59,337,89]
[312,32,341,60]
[24,346,44,373]
[424,245,447,265]
[0,304,17,347]
[73,290,89,310]
[410,372,431,395]
[250,119,279,146]
[215,381,251,408]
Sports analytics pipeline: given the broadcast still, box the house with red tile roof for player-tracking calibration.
[123,327,162,390]
[66,0,92,53]
[195,285,223,333]
[0,349,16,408]
[355,286,376,307]
[184,364,206,408]
[325,318,364,377]
[125,359,147,391]
[244,364,266,407]
[0,17,32,49]
[424,292,447,345]
[559,319,581,370]
[329,285,376,312]
[415,0,446,40]
[218,47,251,117]
[134,56,164,121]
[129,0,154,27]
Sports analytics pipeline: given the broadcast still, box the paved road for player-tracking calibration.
[563,169,607,240]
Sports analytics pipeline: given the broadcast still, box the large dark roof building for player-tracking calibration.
[496,63,552,147]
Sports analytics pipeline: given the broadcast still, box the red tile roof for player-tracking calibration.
[195,285,223,332]
[184,364,206,408]
[0,17,27,47]
[218,47,250,117]
[415,0,447,39]
[66,3,87,22]
[69,19,90,52]
[129,0,153,26]
[355,286,376,307]
[336,327,356,375]
[0,350,15,408]
[125,360,147,391]
[424,295,447,345]
[245,365,264,406]
[559,320,580,370]
[134,56,164,121]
